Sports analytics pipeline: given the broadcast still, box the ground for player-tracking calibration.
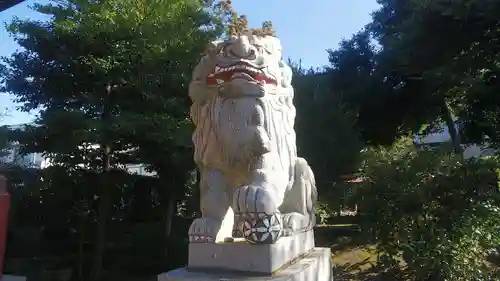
[316,224,500,281]
[7,223,498,281]
[315,224,399,281]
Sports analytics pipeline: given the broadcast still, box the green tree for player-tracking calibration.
[326,31,404,145]
[292,61,363,214]
[0,106,9,161]
[0,0,220,279]
[325,0,500,151]
[354,137,500,280]
[364,0,500,151]
[0,126,9,162]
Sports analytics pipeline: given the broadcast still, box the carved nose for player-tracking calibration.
[231,36,256,59]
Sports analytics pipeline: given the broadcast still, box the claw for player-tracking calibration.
[189,234,215,243]
[188,218,218,243]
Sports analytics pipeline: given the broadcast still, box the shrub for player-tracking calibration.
[353,137,500,280]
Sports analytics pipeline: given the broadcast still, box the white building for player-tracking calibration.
[0,124,47,169]
[413,123,496,159]
[0,123,155,176]
[0,143,46,168]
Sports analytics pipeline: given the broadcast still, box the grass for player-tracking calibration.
[315,224,405,281]
[317,224,500,281]
[332,243,377,270]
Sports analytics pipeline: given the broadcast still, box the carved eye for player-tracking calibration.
[216,41,230,55]
[262,47,272,55]
[220,44,229,55]
[254,44,271,55]
[262,43,274,54]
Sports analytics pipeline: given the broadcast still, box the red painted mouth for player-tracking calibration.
[206,63,277,85]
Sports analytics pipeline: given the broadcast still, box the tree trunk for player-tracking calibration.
[163,194,176,259]
[77,199,85,281]
[90,84,113,281]
[90,148,111,281]
[441,99,462,156]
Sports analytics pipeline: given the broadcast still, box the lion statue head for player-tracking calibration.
[189,33,296,183]
[189,33,293,100]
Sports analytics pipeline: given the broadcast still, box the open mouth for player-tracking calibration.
[206,63,277,85]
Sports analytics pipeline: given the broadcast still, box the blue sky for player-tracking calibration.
[0,0,380,125]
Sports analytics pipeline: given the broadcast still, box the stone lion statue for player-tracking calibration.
[188,32,317,244]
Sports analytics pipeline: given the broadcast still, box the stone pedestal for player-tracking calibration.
[189,230,315,274]
[158,247,332,281]
[1,275,27,281]
[158,231,333,281]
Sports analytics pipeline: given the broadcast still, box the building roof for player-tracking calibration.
[0,0,24,12]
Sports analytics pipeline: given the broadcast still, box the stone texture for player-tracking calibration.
[175,27,328,281]
[187,33,318,244]
[1,275,27,281]
[158,247,333,281]
[188,230,314,274]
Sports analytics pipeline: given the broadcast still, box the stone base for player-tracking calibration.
[158,247,332,281]
[188,230,315,274]
[1,275,27,281]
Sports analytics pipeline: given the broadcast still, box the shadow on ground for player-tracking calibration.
[315,224,407,281]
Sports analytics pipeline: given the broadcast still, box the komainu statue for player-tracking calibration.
[188,31,317,245]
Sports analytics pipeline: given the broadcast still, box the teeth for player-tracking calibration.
[216,79,223,84]
[211,64,263,76]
